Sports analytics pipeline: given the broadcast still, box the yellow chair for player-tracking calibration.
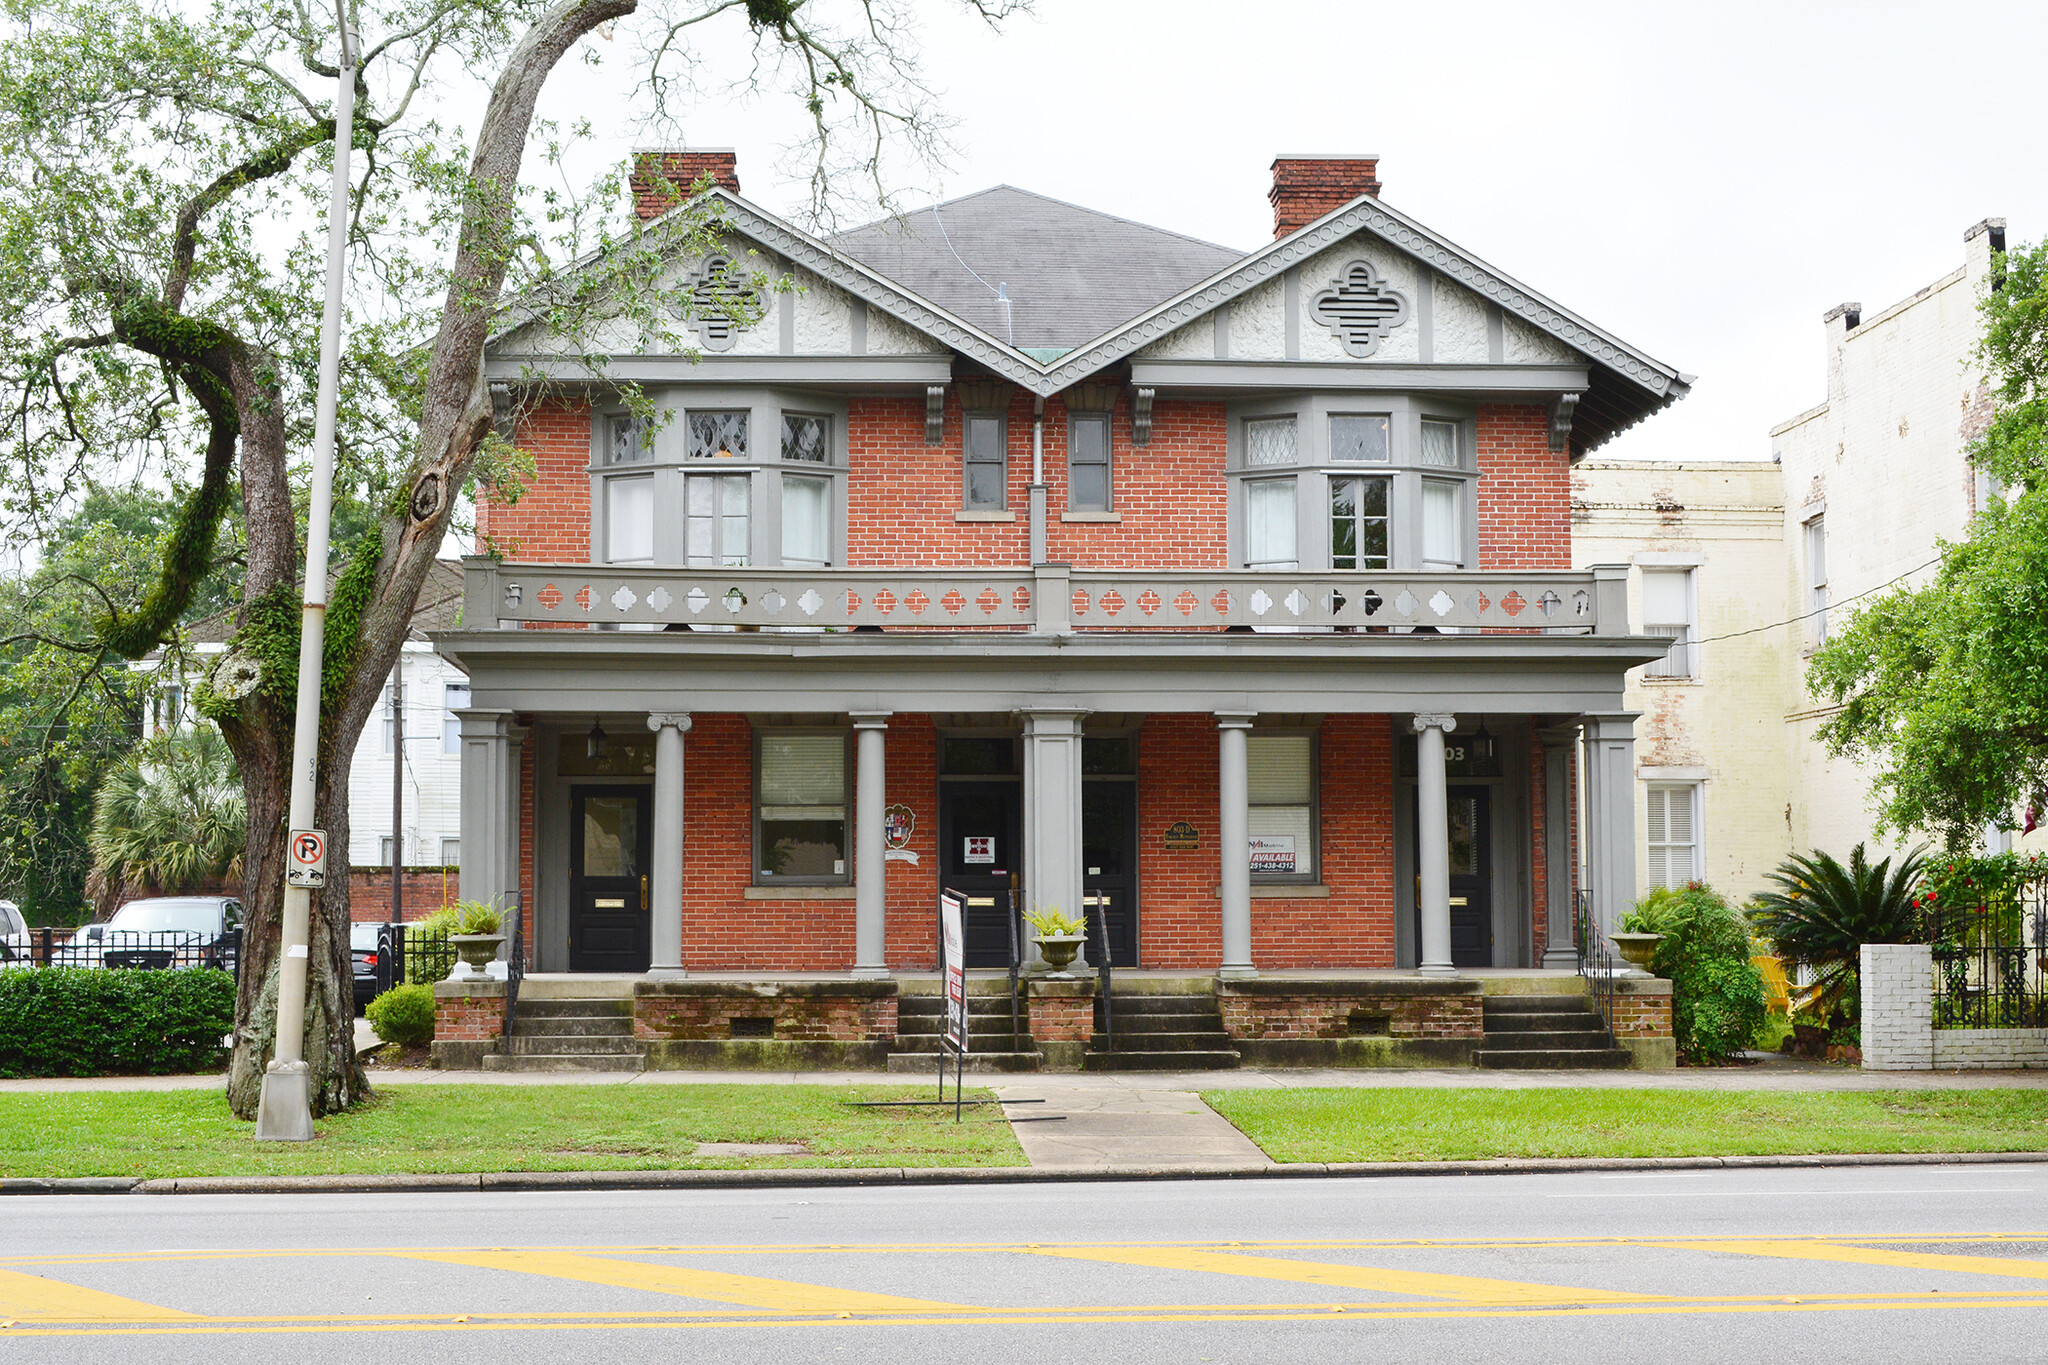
[1751,955,1792,1014]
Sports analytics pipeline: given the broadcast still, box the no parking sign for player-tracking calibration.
[287,828,327,888]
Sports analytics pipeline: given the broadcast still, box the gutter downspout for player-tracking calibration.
[1029,396,1047,565]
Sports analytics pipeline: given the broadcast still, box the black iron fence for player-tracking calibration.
[1573,889,1617,1034]
[1928,883,2048,1029]
[3,927,241,977]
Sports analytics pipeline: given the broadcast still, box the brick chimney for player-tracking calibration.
[1269,155,1381,238]
[630,148,740,222]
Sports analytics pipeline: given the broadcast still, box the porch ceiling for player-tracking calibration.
[436,629,1663,717]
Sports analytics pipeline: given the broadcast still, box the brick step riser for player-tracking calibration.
[1481,1016,1608,1034]
[1096,997,1223,1015]
[1088,1032,1234,1051]
[1098,1012,1225,1030]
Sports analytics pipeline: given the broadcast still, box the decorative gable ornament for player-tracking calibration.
[679,252,758,351]
[1309,258,1411,359]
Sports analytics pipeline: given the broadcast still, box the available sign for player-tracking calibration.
[1248,834,1296,875]
[939,891,969,1053]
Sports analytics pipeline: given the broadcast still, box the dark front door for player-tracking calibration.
[1082,781,1138,967]
[570,786,652,972]
[1446,785,1493,967]
[940,781,1020,968]
[1412,784,1495,968]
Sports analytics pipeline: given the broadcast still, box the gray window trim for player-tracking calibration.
[590,387,848,568]
[1066,410,1114,512]
[751,726,854,888]
[1225,395,1476,572]
[963,410,1009,511]
[1248,725,1320,884]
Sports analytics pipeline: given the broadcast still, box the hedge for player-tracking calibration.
[0,967,237,1077]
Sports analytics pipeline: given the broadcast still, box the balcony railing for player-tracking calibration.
[460,559,1629,635]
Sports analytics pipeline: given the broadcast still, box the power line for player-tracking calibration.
[1688,553,1945,648]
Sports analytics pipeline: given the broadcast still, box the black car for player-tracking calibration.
[352,922,394,1013]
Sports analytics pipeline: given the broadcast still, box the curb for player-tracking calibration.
[6,1150,2046,1196]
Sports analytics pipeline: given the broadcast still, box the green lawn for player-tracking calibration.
[0,1084,1025,1179]
[1205,1088,2048,1163]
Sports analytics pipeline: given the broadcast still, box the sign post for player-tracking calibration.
[939,890,968,1121]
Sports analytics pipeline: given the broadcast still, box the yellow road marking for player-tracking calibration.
[0,1268,199,1322]
[1667,1240,2048,1284]
[1022,1245,1656,1305]
[390,1250,969,1314]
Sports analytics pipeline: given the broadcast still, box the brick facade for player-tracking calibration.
[633,985,895,1042]
[1612,987,1673,1039]
[346,866,456,923]
[433,989,504,1043]
[1217,984,1485,1041]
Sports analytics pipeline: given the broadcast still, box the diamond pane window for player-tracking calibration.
[687,410,750,460]
[608,416,650,465]
[1245,417,1298,467]
[1330,415,1390,463]
[1421,419,1459,468]
[781,414,828,463]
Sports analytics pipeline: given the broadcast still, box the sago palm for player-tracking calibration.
[1747,843,1925,1018]
[86,723,246,914]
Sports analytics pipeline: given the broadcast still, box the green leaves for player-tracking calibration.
[1748,844,1926,1018]
[0,966,236,1077]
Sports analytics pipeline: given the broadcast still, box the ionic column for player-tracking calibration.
[850,712,892,979]
[1413,713,1458,975]
[647,712,692,977]
[1537,723,1582,969]
[456,708,513,913]
[1581,712,1639,940]
[1020,708,1089,971]
[1216,712,1257,979]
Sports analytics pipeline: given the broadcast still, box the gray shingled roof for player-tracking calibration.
[828,187,1245,352]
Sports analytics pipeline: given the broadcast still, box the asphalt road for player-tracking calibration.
[6,1164,2048,1362]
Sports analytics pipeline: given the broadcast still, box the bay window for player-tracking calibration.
[592,393,844,567]
[1230,400,1476,573]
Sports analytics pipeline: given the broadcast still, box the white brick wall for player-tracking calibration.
[1860,943,1933,1070]
[1933,1031,2048,1068]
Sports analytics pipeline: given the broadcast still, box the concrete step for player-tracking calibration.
[1482,993,1592,1013]
[481,1052,646,1073]
[504,1035,646,1056]
[1101,1011,1227,1034]
[512,998,632,1018]
[1481,1013,1608,1034]
[1087,1030,1234,1052]
[1474,1048,1632,1070]
[509,1016,636,1038]
[1083,1049,1241,1072]
[1481,1029,1613,1051]
[885,1051,1043,1074]
[1102,995,1223,1015]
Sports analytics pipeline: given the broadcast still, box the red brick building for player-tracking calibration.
[435,151,1685,1067]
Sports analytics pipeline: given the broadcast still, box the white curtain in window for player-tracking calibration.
[782,475,830,566]
[606,476,653,562]
[1422,478,1462,569]
[1420,419,1458,467]
[1245,478,1298,568]
[759,734,846,816]
[1646,784,1698,888]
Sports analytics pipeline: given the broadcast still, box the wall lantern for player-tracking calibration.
[586,718,608,761]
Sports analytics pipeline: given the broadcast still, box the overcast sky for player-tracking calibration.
[521,0,2048,463]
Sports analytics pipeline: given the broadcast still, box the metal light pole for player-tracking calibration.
[391,670,404,926]
[255,7,356,1141]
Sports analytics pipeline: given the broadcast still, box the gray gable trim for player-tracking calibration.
[487,190,1057,393]
[1129,360,1591,393]
[1039,196,1689,407]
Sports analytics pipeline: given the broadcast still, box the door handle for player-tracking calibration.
[640,874,650,911]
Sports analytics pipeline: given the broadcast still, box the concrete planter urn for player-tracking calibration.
[448,933,506,976]
[1034,933,1085,978]
[1609,932,1663,973]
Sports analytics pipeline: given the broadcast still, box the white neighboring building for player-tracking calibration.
[344,560,468,867]
[1573,461,1788,900]
[1770,217,2008,862]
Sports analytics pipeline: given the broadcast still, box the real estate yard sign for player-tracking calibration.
[940,891,969,1054]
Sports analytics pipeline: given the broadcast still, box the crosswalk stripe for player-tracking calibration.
[1022,1246,1658,1304]
[391,1250,971,1314]
[0,1268,200,1322]
[1665,1240,2048,1284]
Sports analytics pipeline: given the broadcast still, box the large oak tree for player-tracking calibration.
[0,0,1012,1115]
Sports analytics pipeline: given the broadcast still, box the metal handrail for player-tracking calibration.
[499,895,525,1049]
[1573,889,1618,1037]
[1094,897,1114,1056]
